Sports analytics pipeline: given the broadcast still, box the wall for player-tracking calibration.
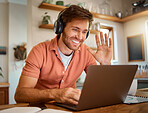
[27,0,56,52]
[0,0,27,104]
[0,3,8,82]
[124,16,148,65]
[8,2,27,104]
[8,0,27,5]
[122,0,133,17]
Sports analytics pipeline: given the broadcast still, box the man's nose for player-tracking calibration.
[77,32,83,40]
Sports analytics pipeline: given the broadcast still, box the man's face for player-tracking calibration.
[61,19,89,51]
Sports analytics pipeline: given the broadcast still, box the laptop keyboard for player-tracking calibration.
[55,102,77,109]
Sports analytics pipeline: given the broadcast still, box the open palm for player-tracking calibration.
[88,32,112,65]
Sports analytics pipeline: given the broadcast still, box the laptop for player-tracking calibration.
[55,65,138,111]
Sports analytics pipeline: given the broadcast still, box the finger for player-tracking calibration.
[76,89,81,93]
[72,93,80,101]
[68,88,80,93]
[72,88,81,94]
[104,33,108,46]
[109,38,112,48]
[64,93,79,105]
[65,88,80,100]
[95,34,100,48]
[100,32,104,45]
[66,98,79,105]
[69,89,81,101]
[67,93,79,101]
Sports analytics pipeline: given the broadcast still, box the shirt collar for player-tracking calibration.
[49,35,58,51]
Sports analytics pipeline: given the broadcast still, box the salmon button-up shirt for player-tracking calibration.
[22,37,97,89]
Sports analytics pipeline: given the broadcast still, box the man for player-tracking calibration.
[15,5,112,105]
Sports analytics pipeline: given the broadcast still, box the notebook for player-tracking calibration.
[55,65,138,111]
[0,107,72,113]
[124,95,148,104]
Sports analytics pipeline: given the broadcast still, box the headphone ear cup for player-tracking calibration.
[54,19,64,34]
[54,20,58,34]
[86,31,89,39]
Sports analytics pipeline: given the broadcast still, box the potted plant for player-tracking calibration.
[42,12,52,24]
[0,67,3,78]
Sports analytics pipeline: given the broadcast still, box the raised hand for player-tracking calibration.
[88,32,112,65]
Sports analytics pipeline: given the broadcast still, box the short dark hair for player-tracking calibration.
[60,5,93,29]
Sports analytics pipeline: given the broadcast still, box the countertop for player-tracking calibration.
[0,83,10,87]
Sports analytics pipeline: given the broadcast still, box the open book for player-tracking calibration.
[0,107,72,113]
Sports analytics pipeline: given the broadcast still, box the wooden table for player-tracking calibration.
[1,89,148,113]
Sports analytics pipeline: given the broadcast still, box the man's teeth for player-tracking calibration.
[72,40,79,44]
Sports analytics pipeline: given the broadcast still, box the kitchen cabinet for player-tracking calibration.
[0,83,9,105]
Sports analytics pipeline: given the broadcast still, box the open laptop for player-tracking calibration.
[55,65,138,111]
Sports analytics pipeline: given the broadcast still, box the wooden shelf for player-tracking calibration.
[121,10,148,22]
[91,12,122,23]
[39,24,54,29]
[0,83,9,85]
[38,2,122,23]
[39,2,67,11]
[39,24,99,34]
[39,2,148,23]
[90,30,100,34]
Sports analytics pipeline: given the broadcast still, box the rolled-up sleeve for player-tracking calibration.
[21,44,44,78]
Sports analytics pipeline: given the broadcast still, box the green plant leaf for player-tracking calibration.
[0,67,2,71]
[0,73,3,78]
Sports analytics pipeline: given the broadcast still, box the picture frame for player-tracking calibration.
[127,34,145,62]
[0,46,6,55]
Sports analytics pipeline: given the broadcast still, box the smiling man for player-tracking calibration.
[58,19,89,54]
[15,5,112,105]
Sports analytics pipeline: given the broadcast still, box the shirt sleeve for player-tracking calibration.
[21,44,44,78]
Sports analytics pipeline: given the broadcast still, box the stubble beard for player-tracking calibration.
[62,32,83,51]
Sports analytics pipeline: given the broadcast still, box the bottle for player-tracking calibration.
[100,0,110,15]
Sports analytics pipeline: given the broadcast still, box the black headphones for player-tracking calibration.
[54,9,90,39]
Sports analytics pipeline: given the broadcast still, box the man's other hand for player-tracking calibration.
[53,88,81,105]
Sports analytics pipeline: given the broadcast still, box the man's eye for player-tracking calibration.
[82,31,87,34]
[72,29,78,31]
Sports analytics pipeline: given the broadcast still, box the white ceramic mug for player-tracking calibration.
[128,79,138,95]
